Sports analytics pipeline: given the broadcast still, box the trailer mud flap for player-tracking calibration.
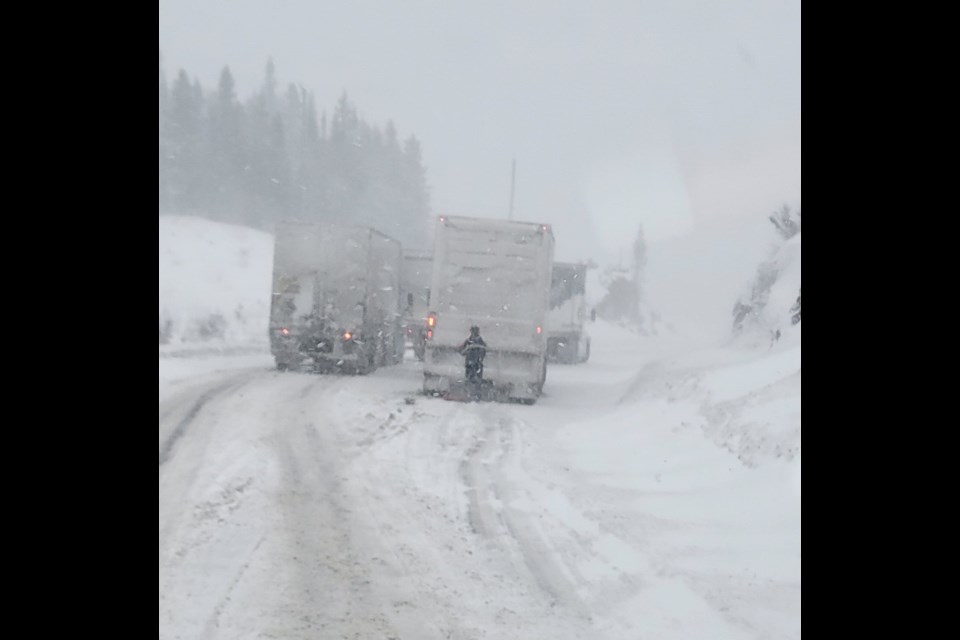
[440,379,508,403]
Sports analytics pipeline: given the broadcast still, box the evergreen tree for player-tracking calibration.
[631,225,647,288]
[769,204,801,240]
[262,57,278,113]
[166,69,206,212]
[159,50,170,208]
[400,135,431,248]
[327,92,363,220]
[208,66,245,220]
[237,61,292,228]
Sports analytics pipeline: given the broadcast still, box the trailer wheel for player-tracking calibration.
[276,359,300,372]
[357,353,376,375]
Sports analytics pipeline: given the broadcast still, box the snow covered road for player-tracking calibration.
[159,324,801,639]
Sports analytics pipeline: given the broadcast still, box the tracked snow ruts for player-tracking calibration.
[459,413,592,620]
[159,372,258,467]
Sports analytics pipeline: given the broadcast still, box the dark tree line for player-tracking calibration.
[159,53,432,250]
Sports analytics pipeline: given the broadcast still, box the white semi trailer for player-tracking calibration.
[546,262,591,363]
[422,215,554,403]
[269,220,404,374]
[400,250,433,360]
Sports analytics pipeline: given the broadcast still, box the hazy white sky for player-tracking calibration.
[159,0,801,261]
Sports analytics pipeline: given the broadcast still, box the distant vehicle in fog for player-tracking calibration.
[546,262,591,364]
[400,250,433,361]
[269,220,404,374]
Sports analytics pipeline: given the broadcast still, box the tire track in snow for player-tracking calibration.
[460,417,502,538]
[259,375,403,638]
[201,534,266,637]
[160,371,334,639]
[460,410,592,621]
[307,393,601,637]
[159,371,259,467]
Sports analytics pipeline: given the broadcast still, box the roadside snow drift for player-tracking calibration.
[159,215,273,350]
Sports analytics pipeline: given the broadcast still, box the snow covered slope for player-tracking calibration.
[159,215,273,352]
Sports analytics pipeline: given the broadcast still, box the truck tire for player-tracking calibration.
[276,359,300,372]
[359,352,376,375]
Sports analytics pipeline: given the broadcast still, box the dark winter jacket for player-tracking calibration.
[459,335,487,365]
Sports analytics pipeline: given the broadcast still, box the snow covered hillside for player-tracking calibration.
[750,232,801,338]
[643,215,781,346]
[159,215,273,352]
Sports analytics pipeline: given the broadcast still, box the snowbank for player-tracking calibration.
[159,215,273,351]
